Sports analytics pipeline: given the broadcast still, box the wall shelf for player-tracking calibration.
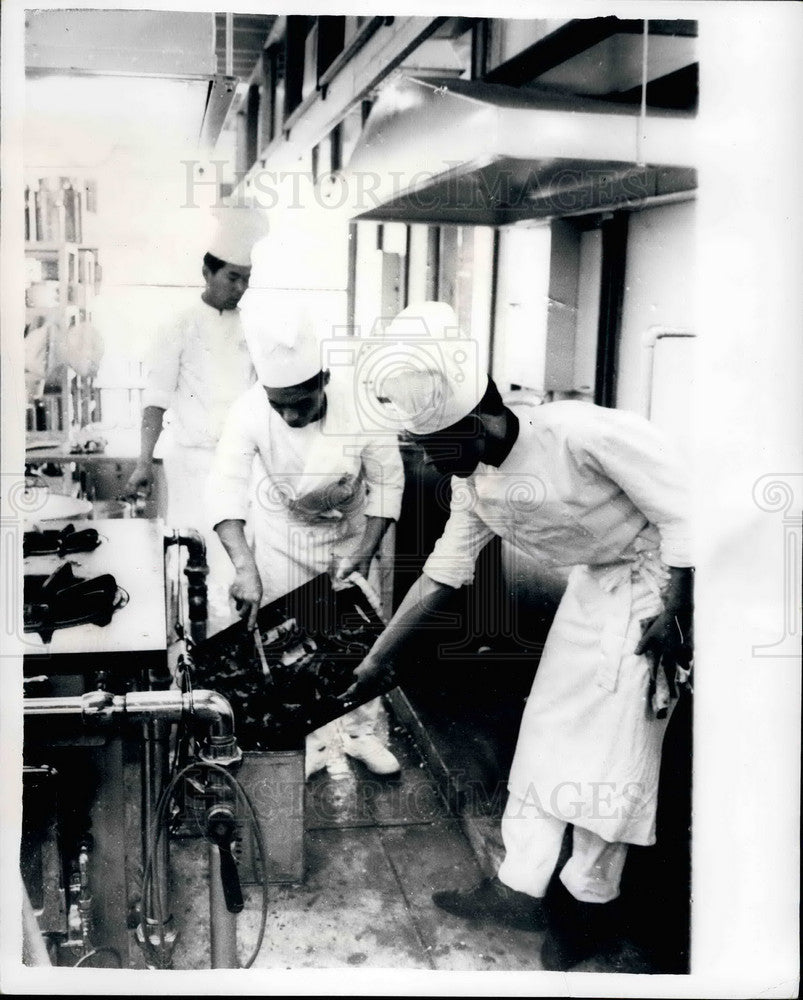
[25,173,102,436]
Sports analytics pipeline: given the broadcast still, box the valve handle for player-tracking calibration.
[206,811,244,914]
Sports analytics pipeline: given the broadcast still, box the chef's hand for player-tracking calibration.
[638,609,693,717]
[124,460,153,499]
[338,653,396,708]
[636,608,693,672]
[333,553,372,583]
[229,565,262,631]
[636,566,693,665]
[636,567,694,715]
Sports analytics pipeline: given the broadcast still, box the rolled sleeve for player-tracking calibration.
[423,481,496,589]
[581,409,693,568]
[207,392,257,529]
[142,317,182,411]
[361,437,405,522]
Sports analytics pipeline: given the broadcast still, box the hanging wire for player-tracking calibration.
[73,947,122,968]
[139,759,270,970]
[168,532,197,816]
[637,19,650,166]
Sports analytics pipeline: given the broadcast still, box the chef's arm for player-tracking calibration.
[125,405,165,497]
[214,518,262,630]
[337,515,393,580]
[340,573,456,700]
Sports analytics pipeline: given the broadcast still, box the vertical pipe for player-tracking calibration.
[141,720,171,938]
[140,719,154,904]
[594,213,629,408]
[152,720,172,923]
[225,13,234,77]
[637,20,649,165]
[346,222,358,334]
[22,882,52,966]
[487,228,500,377]
[209,842,238,968]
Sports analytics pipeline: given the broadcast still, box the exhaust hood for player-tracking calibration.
[327,75,697,226]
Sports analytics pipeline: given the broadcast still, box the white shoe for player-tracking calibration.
[305,744,329,780]
[343,734,401,776]
[325,754,351,780]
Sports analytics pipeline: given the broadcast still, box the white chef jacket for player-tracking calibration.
[423,396,692,846]
[208,375,405,601]
[142,298,256,449]
[423,397,691,589]
[143,298,256,623]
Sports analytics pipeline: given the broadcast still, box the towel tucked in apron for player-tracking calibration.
[506,541,678,846]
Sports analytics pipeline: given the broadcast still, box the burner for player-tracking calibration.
[23,563,128,643]
[24,524,102,558]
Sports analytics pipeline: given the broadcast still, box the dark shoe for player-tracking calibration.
[432,876,545,931]
[540,884,620,971]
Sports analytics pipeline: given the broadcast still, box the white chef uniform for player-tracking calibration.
[421,393,691,902]
[142,205,268,622]
[208,372,405,747]
[143,298,256,614]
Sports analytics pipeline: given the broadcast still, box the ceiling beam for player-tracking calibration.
[484,17,696,88]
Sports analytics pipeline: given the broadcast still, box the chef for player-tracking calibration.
[125,206,269,618]
[208,327,406,779]
[343,301,694,970]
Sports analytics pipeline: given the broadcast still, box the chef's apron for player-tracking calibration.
[251,463,384,745]
[507,543,674,846]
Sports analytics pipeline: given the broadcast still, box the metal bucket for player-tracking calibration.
[235,748,305,885]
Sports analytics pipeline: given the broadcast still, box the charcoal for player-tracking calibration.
[189,575,386,751]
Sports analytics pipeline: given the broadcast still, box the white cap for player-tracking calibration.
[207,206,270,267]
[373,302,487,434]
[256,328,323,389]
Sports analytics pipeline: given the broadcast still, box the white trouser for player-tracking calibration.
[497,791,629,904]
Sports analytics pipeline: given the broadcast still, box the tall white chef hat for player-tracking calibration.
[256,326,324,389]
[372,302,488,434]
[207,206,270,267]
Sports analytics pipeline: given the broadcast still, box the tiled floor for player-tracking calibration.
[136,719,545,973]
[125,710,661,976]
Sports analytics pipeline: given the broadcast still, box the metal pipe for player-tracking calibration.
[25,690,238,750]
[209,841,238,968]
[140,719,156,915]
[187,690,237,742]
[164,528,209,640]
[22,881,52,967]
[25,694,87,717]
[140,718,173,944]
[225,12,234,78]
[153,720,172,927]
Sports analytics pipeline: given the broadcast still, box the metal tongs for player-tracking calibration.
[253,628,272,680]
